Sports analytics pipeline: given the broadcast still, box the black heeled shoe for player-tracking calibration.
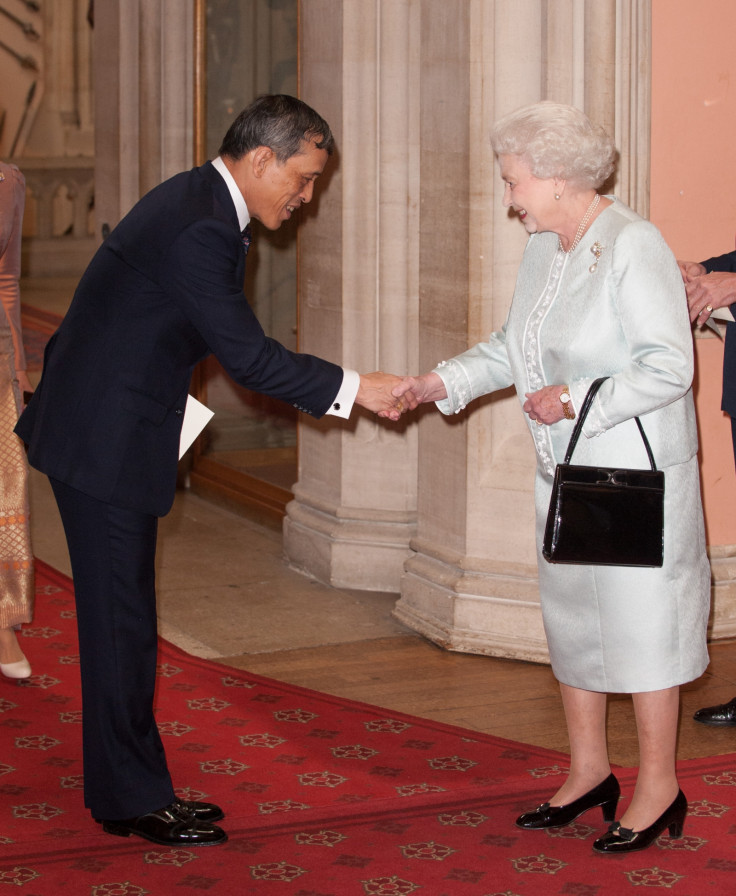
[592,789,687,855]
[516,773,620,830]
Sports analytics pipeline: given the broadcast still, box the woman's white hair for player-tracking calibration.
[490,101,618,189]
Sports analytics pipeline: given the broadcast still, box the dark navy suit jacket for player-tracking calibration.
[16,162,343,516]
[701,250,736,420]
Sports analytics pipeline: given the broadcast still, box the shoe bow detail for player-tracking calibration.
[515,773,620,830]
[592,790,687,855]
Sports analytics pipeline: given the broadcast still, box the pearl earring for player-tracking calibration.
[554,193,561,200]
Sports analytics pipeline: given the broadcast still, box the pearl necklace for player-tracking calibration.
[559,193,600,254]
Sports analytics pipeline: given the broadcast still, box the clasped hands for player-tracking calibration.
[678,260,736,325]
[356,372,445,421]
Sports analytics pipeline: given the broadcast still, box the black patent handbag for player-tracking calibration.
[542,377,665,567]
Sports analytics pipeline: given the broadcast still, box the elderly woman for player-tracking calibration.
[393,102,710,855]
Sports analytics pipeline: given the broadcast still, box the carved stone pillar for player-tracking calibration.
[291,0,651,620]
[94,0,193,238]
[283,0,420,592]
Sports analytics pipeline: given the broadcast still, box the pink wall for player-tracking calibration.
[651,0,736,545]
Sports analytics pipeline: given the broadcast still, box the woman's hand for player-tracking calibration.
[523,385,568,426]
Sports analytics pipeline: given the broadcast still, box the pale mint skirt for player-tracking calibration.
[534,454,710,693]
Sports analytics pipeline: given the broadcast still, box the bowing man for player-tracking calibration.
[16,95,407,846]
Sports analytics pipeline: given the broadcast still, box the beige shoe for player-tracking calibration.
[1,657,31,679]
[0,628,31,679]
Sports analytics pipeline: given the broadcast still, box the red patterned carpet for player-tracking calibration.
[2,561,736,894]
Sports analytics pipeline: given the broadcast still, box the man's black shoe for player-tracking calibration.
[693,696,736,727]
[172,798,224,823]
[100,802,228,846]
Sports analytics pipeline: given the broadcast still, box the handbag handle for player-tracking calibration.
[562,377,658,471]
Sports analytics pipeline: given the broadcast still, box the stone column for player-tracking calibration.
[94,0,193,238]
[283,0,421,592]
[389,0,548,660]
[291,0,652,625]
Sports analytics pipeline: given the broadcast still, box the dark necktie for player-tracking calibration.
[241,224,252,256]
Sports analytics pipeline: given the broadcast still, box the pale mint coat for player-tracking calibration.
[435,198,710,692]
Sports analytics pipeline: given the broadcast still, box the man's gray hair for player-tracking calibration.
[219,94,335,162]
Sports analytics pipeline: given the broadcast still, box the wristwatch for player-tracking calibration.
[559,387,575,420]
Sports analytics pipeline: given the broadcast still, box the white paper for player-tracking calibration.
[178,394,214,459]
[702,307,734,340]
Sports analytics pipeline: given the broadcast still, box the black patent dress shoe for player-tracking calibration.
[516,773,620,830]
[172,798,225,823]
[593,789,687,855]
[100,801,228,846]
[693,696,736,726]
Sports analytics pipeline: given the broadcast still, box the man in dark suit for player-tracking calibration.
[16,95,407,845]
[679,250,736,726]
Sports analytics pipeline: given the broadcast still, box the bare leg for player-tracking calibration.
[616,686,680,831]
[548,683,611,805]
[0,627,25,664]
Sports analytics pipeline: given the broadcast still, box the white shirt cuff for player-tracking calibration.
[326,369,359,418]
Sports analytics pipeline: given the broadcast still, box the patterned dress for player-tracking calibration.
[0,162,34,628]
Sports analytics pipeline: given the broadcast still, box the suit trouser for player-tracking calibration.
[50,477,176,819]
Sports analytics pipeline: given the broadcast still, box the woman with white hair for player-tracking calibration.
[393,102,710,855]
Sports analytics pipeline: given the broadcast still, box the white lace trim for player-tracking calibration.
[435,358,472,413]
[523,249,568,475]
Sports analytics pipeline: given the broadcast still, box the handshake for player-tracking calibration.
[356,371,445,421]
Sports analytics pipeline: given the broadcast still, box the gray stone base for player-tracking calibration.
[393,550,550,663]
[393,549,736,662]
[283,496,416,594]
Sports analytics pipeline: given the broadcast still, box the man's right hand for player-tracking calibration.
[357,372,418,421]
[375,372,448,418]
